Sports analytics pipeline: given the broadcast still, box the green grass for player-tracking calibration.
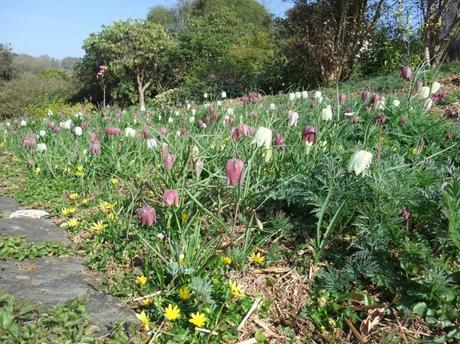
[0,235,74,260]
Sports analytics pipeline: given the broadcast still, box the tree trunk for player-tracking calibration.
[424,46,431,68]
[136,73,146,112]
[102,84,106,108]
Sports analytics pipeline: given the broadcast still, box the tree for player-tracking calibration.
[147,6,179,32]
[417,0,460,67]
[283,0,385,86]
[80,20,176,111]
[177,0,275,95]
[0,43,14,82]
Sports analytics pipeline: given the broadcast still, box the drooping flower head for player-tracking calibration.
[252,127,272,149]
[302,126,316,143]
[138,206,157,227]
[362,90,370,101]
[163,189,180,207]
[226,158,244,186]
[338,94,346,105]
[288,111,299,126]
[22,135,36,149]
[89,143,101,155]
[275,133,285,149]
[400,65,412,82]
[348,150,373,176]
[105,127,121,136]
[163,152,176,172]
[321,105,333,121]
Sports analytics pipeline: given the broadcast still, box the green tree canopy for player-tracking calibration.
[78,20,176,110]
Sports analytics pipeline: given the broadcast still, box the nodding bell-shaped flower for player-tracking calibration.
[22,135,36,149]
[226,158,244,186]
[288,111,299,126]
[194,158,204,178]
[90,132,100,143]
[124,127,136,138]
[370,94,380,108]
[60,119,72,130]
[105,127,121,136]
[314,91,322,100]
[138,206,157,227]
[252,127,272,149]
[146,138,158,150]
[74,126,83,136]
[288,93,295,101]
[400,66,412,81]
[36,143,47,152]
[338,94,346,105]
[275,133,285,149]
[418,86,431,99]
[302,126,316,143]
[20,119,27,127]
[81,122,89,130]
[295,91,301,99]
[269,103,276,111]
[431,82,441,95]
[321,105,333,121]
[221,91,227,99]
[89,143,101,155]
[392,99,400,107]
[348,150,373,176]
[163,189,179,207]
[163,152,176,172]
[159,127,167,136]
[362,90,370,101]
[301,91,308,99]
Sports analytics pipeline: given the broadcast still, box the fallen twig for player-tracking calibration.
[195,327,218,335]
[238,297,262,331]
[345,318,365,344]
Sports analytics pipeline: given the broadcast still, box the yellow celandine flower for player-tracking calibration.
[163,304,181,321]
[34,167,41,175]
[89,221,107,232]
[221,256,232,265]
[98,201,114,213]
[229,280,244,298]
[81,198,89,206]
[68,193,79,201]
[136,311,150,331]
[135,275,148,287]
[141,298,151,306]
[64,167,72,174]
[250,252,265,265]
[178,287,191,300]
[111,177,119,186]
[67,218,79,228]
[106,212,116,221]
[189,312,207,327]
[60,207,76,217]
[75,165,84,177]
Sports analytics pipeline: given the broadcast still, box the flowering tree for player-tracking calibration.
[81,20,176,111]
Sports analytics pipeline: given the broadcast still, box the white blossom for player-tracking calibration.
[321,105,333,121]
[348,150,373,176]
[124,127,136,138]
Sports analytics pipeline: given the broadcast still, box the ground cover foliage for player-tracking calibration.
[0,65,459,342]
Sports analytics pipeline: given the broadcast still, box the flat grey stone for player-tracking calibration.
[0,196,21,218]
[0,218,71,244]
[0,257,138,333]
[9,209,49,219]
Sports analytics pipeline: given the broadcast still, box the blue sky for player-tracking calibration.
[0,0,293,59]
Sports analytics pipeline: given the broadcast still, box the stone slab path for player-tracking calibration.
[0,192,138,335]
